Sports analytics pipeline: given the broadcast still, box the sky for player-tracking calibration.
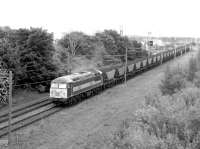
[0,0,200,38]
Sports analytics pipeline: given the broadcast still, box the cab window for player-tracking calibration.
[51,83,58,88]
[59,84,67,89]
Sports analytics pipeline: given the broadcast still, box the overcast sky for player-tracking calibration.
[1,0,199,38]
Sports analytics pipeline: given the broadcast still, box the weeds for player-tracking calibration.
[82,47,200,149]
[159,65,186,95]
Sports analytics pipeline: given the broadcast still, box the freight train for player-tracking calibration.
[50,44,191,104]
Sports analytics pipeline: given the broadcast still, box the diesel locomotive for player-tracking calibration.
[50,44,191,104]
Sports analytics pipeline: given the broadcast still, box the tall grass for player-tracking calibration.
[159,65,187,95]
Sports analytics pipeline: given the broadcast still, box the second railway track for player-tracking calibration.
[0,97,62,138]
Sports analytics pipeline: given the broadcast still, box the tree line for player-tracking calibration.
[0,26,145,92]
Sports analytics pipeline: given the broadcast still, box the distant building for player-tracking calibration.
[141,39,165,51]
[153,39,165,46]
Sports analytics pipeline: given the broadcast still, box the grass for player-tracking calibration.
[0,89,48,112]
[80,46,200,149]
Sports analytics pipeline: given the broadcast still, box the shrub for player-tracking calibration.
[187,57,198,82]
[133,87,200,149]
[193,71,200,88]
[159,66,186,95]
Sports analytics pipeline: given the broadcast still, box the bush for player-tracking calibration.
[159,66,186,95]
[187,57,198,82]
[193,71,200,88]
[132,87,200,149]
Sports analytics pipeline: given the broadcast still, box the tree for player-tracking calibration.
[58,32,87,73]
[15,28,57,90]
[0,28,19,72]
[95,30,118,56]
[96,30,143,62]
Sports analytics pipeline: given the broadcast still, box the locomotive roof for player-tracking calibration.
[52,69,101,83]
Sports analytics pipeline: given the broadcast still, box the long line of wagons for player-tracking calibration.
[50,44,191,104]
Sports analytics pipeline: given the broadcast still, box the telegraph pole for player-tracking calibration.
[124,47,128,84]
[174,45,176,58]
[120,26,127,84]
[185,40,187,54]
[147,32,152,57]
[8,71,12,149]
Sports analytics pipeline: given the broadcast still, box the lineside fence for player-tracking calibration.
[0,69,9,105]
[0,69,13,149]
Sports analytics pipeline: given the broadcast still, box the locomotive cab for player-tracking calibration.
[50,69,103,102]
[50,77,71,99]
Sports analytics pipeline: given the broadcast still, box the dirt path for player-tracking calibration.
[15,47,197,149]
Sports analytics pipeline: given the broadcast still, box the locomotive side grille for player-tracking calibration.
[72,80,101,92]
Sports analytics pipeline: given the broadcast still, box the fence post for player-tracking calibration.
[8,71,12,149]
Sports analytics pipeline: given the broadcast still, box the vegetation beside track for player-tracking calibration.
[78,46,200,149]
[0,27,145,93]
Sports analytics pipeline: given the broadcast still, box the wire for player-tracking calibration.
[75,54,136,57]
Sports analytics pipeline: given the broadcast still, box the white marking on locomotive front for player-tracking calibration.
[50,89,67,98]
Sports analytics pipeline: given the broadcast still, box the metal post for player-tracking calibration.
[8,71,12,149]
[185,44,187,54]
[124,47,128,84]
[146,37,149,57]
[174,46,176,58]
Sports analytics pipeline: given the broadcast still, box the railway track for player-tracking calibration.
[0,97,62,138]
